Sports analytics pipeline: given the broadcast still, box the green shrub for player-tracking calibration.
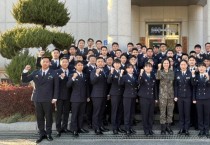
[5,50,36,84]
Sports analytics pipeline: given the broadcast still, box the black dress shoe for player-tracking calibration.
[100,126,109,132]
[185,130,190,136]
[130,129,136,134]
[95,129,103,135]
[36,135,46,143]
[113,130,118,135]
[72,131,79,137]
[56,131,61,137]
[79,128,89,133]
[46,135,53,141]
[166,124,173,135]
[61,129,71,133]
[198,131,204,137]
[149,130,155,135]
[178,129,185,135]
[205,131,210,138]
[118,128,126,133]
[144,131,149,136]
[125,130,131,136]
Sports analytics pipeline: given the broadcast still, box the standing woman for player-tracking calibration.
[156,58,175,135]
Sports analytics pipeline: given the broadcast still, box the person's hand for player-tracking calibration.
[96,68,101,75]
[52,99,57,104]
[60,73,65,78]
[120,69,124,76]
[155,100,158,103]
[205,73,209,80]
[140,69,144,76]
[110,67,114,74]
[192,70,196,76]
[87,98,90,102]
[72,73,78,79]
[193,100,196,104]
[158,64,162,70]
[24,65,31,71]
[69,56,74,62]
[174,97,178,102]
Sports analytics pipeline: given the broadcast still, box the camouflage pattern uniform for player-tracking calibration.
[156,69,174,124]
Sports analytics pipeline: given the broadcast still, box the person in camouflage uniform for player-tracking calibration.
[156,58,175,135]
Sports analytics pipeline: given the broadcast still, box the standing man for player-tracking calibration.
[192,63,210,138]
[55,57,71,137]
[67,61,89,137]
[22,56,59,143]
[90,57,109,135]
[174,60,193,136]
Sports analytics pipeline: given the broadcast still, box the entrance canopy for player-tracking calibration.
[132,0,207,6]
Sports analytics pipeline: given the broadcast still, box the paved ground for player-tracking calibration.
[0,121,210,145]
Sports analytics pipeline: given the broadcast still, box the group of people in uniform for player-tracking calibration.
[21,38,210,143]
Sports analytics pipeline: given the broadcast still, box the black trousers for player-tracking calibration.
[140,98,155,133]
[70,102,86,131]
[196,99,210,132]
[123,97,135,131]
[111,95,123,130]
[177,97,191,130]
[55,99,71,132]
[34,102,53,136]
[191,103,198,128]
[92,97,106,130]
[85,99,93,125]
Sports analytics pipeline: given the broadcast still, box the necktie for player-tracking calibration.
[80,73,83,78]
[182,72,185,76]
[65,71,68,77]
[42,71,46,78]
[201,75,204,79]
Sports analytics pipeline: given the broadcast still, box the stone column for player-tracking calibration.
[188,5,204,51]
[108,0,131,51]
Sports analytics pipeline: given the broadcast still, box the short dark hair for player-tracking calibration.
[194,44,201,49]
[126,63,134,69]
[77,39,85,45]
[60,57,68,61]
[120,54,127,58]
[96,57,104,61]
[115,49,122,52]
[127,42,134,46]
[188,56,196,60]
[175,44,182,47]
[205,42,210,46]
[113,59,121,64]
[180,60,188,65]
[88,55,96,60]
[136,43,142,46]
[129,55,137,59]
[53,48,60,53]
[112,42,119,46]
[41,56,51,61]
[69,45,76,50]
[197,62,206,67]
[96,40,102,44]
[101,46,108,50]
[160,43,167,47]
[190,51,196,54]
[87,38,94,42]
[132,48,138,52]
[144,62,152,67]
[74,60,84,66]
[146,48,153,52]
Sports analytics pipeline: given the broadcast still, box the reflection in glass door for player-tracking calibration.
[146,23,180,49]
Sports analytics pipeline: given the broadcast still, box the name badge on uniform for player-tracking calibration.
[186,77,190,79]
[48,75,53,79]
[35,75,38,78]
[145,79,147,82]
[128,80,131,82]
[177,76,180,79]
[114,75,118,78]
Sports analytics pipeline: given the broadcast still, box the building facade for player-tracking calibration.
[0,0,210,71]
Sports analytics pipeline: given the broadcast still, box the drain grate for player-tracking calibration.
[1,131,210,140]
